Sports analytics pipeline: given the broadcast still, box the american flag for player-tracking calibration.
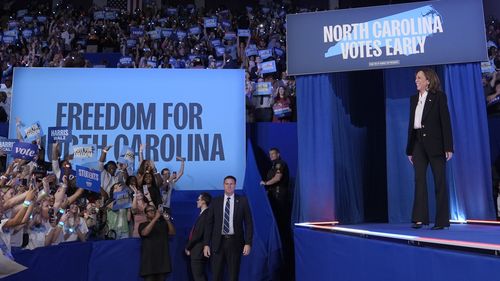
[128,0,144,13]
[107,0,143,13]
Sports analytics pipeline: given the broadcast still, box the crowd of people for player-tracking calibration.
[483,17,500,115]
[0,1,301,123]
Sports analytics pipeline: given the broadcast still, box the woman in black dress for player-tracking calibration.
[139,205,174,281]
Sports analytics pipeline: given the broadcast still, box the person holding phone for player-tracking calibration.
[139,205,175,281]
[159,156,185,213]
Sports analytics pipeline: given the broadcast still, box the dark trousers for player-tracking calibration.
[211,236,242,281]
[191,258,207,281]
[412,140,450,227]
[143,273,166,281]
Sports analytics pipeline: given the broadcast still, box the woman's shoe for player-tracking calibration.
[431,226,448,230]
[412,222,424,229]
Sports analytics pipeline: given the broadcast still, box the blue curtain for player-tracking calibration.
[384,63,495,223]
[295,74,366,224]
[294,74,336,223]
[443,63,495,220]
[243,139,282,280]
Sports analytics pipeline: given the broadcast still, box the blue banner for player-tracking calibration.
[48,126,71,143]
[11,68,246,190]
[11,142,38,161]
[76,165,101,193]
[286,0,488,75]
[113,190,132,210]
[0,139,19,154]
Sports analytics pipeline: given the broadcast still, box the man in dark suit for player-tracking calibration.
[406,68,454,230]
[203,176,253,281]
[185,192,212,281]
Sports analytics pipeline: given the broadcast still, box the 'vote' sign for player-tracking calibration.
[12,142,39,161]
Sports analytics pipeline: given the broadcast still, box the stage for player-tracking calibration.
[294,222,500,281]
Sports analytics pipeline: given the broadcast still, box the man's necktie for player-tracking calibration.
[223,197,230,234]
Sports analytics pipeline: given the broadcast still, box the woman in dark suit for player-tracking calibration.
[406,68,454,230]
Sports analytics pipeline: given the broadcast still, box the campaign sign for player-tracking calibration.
[258,49,273,60]
[126,39,137,48]
[287,0,488,75]
[48,127,71,143]
[11,142,38,161]
[0,139,19,154]
[259,60,277,74]
[211,39,221,47]
[94,11,105,20]
[161,28,173,38]
[105,11,117,20]
[130,27,144,39]
[204,18,217,28]
[22,30,33,39]
[76,165,101,192]
[23,16,33,23]
[176,31,187,40]
[255,82,273,96]
[215,46,226,57]
[2,36,15,44]
[72,145,97,166]
[237,29,251,37]
[167,8,178,15]
[8,21,18,29]
[113,190,132,210]
[221,20,231,29]
[189,27,201,35]
[119,145,135,165]
[481,61,496,74]
[245,47,258,57]
[274,48,285,57]
[37,16,47,23]
[11,68,246,190]
[148,30,161,40]
[224,32,237,40]
[119,56,133,67]
[23,122,43,142]
[16,9,28,18]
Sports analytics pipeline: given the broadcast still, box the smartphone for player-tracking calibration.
[159,205,164,214]
[143,185,149,195]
